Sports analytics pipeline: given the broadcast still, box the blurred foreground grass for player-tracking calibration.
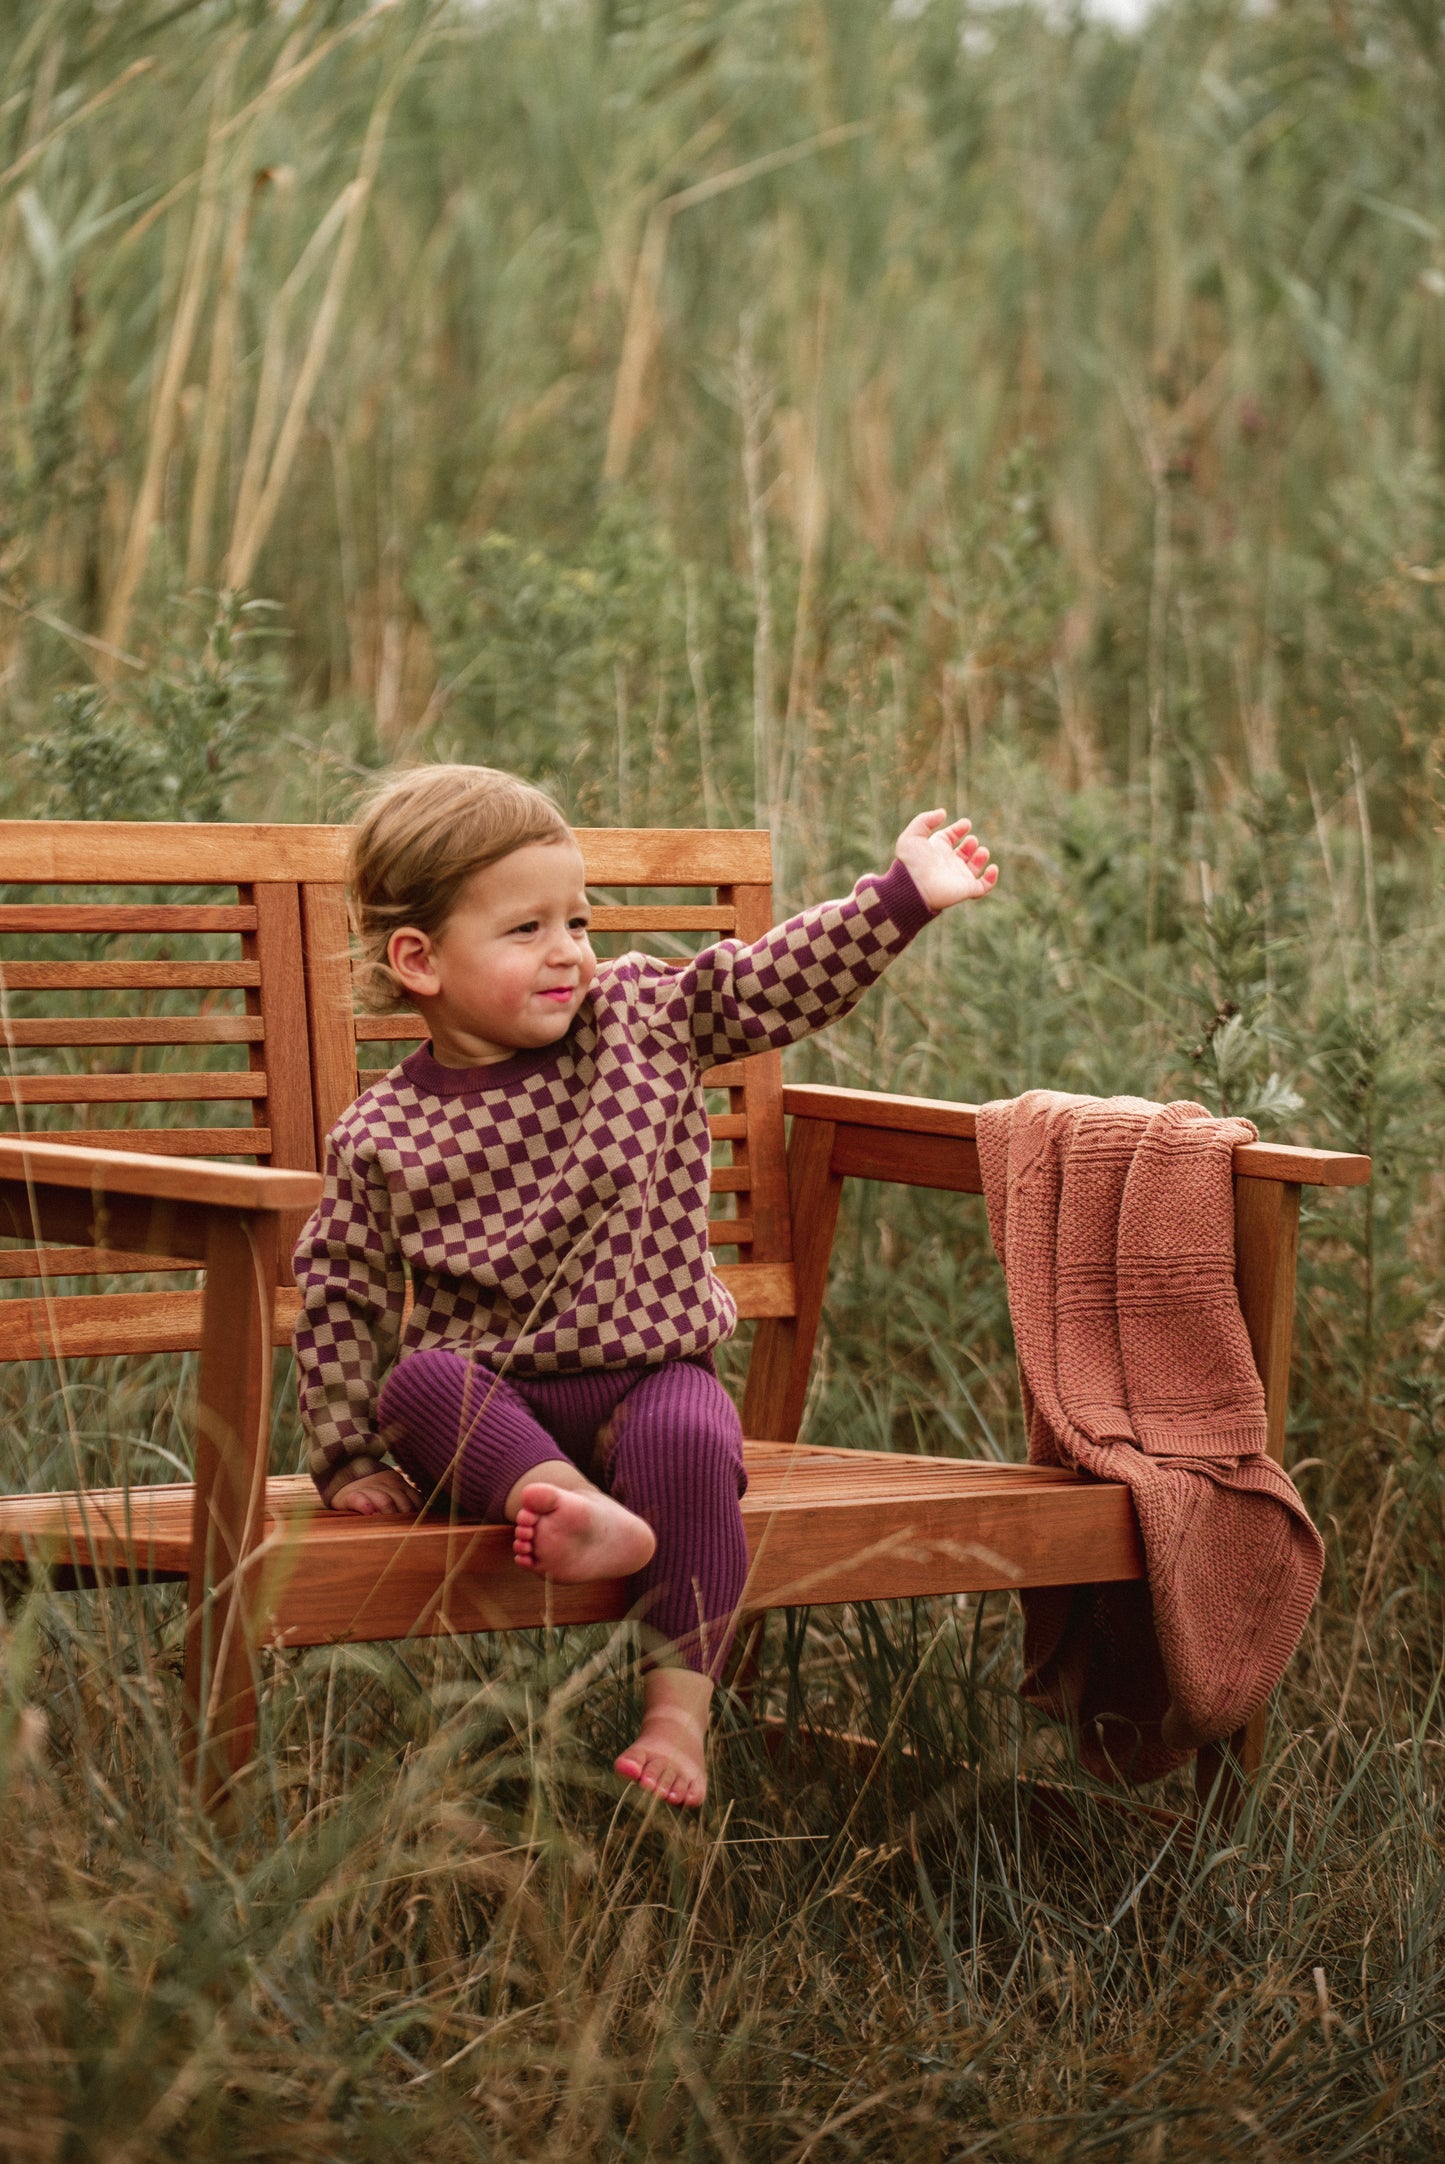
[2,0,1445,2153]
[3,1560,1441,2158]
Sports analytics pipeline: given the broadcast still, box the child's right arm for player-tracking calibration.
[293,1134,408,1509]
[661,814,995,1068]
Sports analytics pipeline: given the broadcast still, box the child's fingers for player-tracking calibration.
[338,1478,414,1516]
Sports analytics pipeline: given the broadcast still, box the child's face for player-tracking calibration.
[387,840,596,1067]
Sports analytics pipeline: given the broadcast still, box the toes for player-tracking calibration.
[614,1746,706,1808]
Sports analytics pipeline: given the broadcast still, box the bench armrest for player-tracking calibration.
[781,1085,1371,1191]
[0,1136,321,1264]
[0,1136,321,1213]
[0,1137,323,1808]
[746,1081,1371,1452]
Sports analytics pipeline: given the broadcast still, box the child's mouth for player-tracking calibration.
[537,987,575,1004]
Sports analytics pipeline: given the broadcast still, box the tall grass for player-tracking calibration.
[2,0,1445,2153]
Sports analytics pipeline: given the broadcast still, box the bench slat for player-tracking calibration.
[0,1255,790,1313]
[574,830,771,884]
[0,1247,197,1279]
[1,1016,264,1046]
[586,907,734,930]
[0,1127,272,1157]
[0,823,348,884]
[708,1217,752,1247]
[0,961,259,989]
[0,824,772,889]
[355,1016,424,1042]
[713,1261,794,1316]
[0,1287,301,1360]
[0,906,257,932]
[0,1073,268,1104]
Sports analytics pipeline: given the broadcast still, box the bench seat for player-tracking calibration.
[0,1442,1142,1647]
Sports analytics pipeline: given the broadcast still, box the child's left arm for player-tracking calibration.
[674,810,996,1066]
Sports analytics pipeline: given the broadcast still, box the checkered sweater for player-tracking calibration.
[294,858,932,1501]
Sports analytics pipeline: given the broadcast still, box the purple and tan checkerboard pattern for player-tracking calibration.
[294,859,931,1500]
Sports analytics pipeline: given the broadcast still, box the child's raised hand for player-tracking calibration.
[331,1466,422,1517]
[894,810,999,912]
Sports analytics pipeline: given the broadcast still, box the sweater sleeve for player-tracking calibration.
[292,1131,406,1506]
[674,857,934,1066]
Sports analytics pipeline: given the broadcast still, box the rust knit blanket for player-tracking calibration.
[976,1091,1324,1784]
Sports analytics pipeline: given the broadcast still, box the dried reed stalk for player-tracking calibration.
[738,326,775,841]
[99,56,235,668]
[0,56,155,196]
[222,185,355,590]
[224,33,425,593]
[603,123,868,487]
[115,1,405,257]
[184,167,275,591]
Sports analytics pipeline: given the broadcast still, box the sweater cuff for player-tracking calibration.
[867,856,937,942]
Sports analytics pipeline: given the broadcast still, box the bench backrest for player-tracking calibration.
[0,821,795,1366]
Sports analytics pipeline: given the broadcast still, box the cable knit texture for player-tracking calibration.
[294,859,932,1502]
[976,1091,1324,1783]
[377,1349,749,1676]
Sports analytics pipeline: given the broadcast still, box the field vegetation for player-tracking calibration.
[1,0,1444,2154]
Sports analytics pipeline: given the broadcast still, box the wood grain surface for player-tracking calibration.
[783,1083,1371,1188]
[2,1127,271,1157]
[0,1286,301,1360]
[0,1072,269,1104]
[0,1445,1143,1649]
[0,960,260,989]
[0,905,257,932]
[0,1137,321,1209]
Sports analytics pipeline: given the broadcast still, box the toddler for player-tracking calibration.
[293,764,997,1808]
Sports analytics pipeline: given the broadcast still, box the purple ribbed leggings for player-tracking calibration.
[377,1350,748,1676]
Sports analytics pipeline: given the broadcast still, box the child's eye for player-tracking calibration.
[569,915,592,933]
[509,919,539,936]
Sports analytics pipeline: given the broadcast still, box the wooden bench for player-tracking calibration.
[0,821,1371,1809]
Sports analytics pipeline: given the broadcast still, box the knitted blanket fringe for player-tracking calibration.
[976,1091,1324,1786]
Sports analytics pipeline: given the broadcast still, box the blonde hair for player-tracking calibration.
[349,764,571,1011]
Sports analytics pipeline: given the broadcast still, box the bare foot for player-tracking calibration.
[616,1716,709,1809]
[615,1667,713,1809]
[512,1483,656,1583]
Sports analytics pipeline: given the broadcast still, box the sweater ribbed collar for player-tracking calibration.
[401,1038,571,1100]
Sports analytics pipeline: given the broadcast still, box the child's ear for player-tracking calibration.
[387,927,440,999]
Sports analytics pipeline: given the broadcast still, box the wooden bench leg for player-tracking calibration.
[183,1208,278,1811]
